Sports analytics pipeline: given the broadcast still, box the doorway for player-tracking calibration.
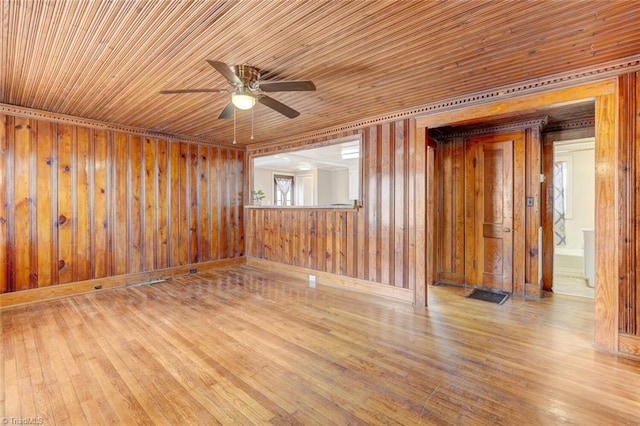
[550,138,596,298]
[420,79,618,351]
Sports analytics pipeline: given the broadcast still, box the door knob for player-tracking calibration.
[504,228,511,232]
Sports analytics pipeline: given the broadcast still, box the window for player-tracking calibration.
[274,174,294,206]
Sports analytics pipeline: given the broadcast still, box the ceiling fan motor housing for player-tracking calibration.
[233,64,260,88]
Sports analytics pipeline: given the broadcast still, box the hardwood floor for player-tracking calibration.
[2,265,640,425]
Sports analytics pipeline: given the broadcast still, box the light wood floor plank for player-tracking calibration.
[2,264,640,424]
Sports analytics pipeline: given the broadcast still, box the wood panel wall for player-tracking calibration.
[0,113,244,294]
[246,120,425,291]
[434,137,465,284]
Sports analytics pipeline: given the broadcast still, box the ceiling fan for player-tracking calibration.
[160,60,316,119]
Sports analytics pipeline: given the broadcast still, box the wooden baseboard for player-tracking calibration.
[0,257,246,310]
[618,334,640,358]
[525,282,542,298]
[246,257,415,304]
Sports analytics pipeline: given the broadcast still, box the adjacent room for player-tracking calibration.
[2,1,640,424]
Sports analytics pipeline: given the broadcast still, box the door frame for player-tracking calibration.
[416,79,618,352]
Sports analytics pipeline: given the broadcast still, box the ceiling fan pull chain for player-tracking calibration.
[233,106,237,144]
[251,107,255,140]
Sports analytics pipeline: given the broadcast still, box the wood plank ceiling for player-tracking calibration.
[2,0,640,146]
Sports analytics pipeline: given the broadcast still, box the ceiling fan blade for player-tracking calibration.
[159,88,228,94]
[258,96,300,118]
[218,101,234,119]
[207,60,241,85]
[258,80,316,92]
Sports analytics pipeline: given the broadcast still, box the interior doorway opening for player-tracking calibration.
[550,138,595,298]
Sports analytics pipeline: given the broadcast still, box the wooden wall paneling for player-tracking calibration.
[92,129,110,279]
[594,92,618,352]
[177,142,189,265]
[366,126,378,282]
[407,124,418,293]
[435,140,447,280]
[266,210,275,263]
[356,140,366,281]
[394,121,407,287]
[302,210,311,269]
[380,123,391,285]
[230,147,239,258]
[168,140,181,266]
[512,132,527,296]
[291,209,298,266]
[346,210,355,277]
[236,150,245,257]
[244,121,417,297]
[261,210,269,262]
[635,72,640,336]
[619,73,636,335]
[308,210,316,270]
[188,143,199,264]
[541,139,554,292]
[325,210,334,273]
[210,147,219,261]
[284,209,290,265]
[156,138,169,269]
[277,210,285,264]
[414,124,427,306]
[436,137,466,284]
[112,132,129,275]
[316,210,326,272]
[1,110,244,297]
[57,123,74,285]
[272,210,280,264]
[75,126,91,281]
[0,115,9,293]
[524,128,542,296]
[425,142,434,297]
[5,115,16,292]
[199,145,211,264]
[220,148,229,260]
[255,209,264,259]
[452,139,465,282]
[230,148,237,259]
[289,209,297,266]
[143,137,157,271]
[11,117,31,290]
[35,120,55,287]
[338,211,346,276]
[464,142,478,287]
[28,120,38,290]
[129,135,143,273]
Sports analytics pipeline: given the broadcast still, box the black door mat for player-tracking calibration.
[466,288,509,304]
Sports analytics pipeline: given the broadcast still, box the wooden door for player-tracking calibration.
[466,135,514,292]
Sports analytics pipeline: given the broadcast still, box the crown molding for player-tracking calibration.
[253,53,640,148]
[436,118,549,140]
[545,118,596,133]
[0,103,241,150]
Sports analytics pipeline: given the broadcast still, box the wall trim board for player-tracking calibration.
[246,257,415,304]
[0,103,241,150]
[618,334,640,358]
[0,257,246,310]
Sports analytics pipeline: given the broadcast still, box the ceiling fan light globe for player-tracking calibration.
[231,93,256,110]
